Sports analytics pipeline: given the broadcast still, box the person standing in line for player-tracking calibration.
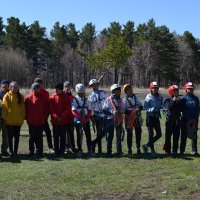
[122,84,143,155]
[102,84,124,157]
[162,85,183,157]
[63,81,76,153]
[0,80,10,156]
[180,82,199,156]
[33,78,54,153]
[71,83,93,157]
[50,83,72,156]
[2,82,25,157]
[143,82,163,156]
[88,79,107,155]
[25,83,48,157]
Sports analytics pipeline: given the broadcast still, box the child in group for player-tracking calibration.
[71,83,93,157]
[88,79,107,154]
[162,85,183,156]
[102,84,124,157]
[180,82,199,156]
[143,82,163,156]
[122,84,143,155]
[2,81,25,157]
[25,83,48,157]
[50,83,72,156]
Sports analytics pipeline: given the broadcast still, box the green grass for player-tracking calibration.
[0,112,200,200]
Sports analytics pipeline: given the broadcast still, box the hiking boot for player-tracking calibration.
[142,144,148,154]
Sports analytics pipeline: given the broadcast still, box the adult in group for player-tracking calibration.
[63,81,76,153]
[25,83,48,157]
[71,83,93,157]
[122,84,143,155]
[0,80,9,156]
[162,85,183,156]
[88,79,107,154]
[2,82,25,157]
[34,78,54,153]
[143,82,163,156]
[50,83,72,156]
[102,84,124,157]
[180,82,199,156]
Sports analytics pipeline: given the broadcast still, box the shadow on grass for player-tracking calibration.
[0,152,195,163]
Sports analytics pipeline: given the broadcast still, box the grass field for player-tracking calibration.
[0,88,200,199]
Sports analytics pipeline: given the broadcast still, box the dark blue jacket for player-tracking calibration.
[0,90,6,118]
[181,94,200,120]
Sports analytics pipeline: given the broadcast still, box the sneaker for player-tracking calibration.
[48,148,55,154]
[142,144,148,154]
[77,151,83,157]
[151,150,157,156]
[191,151,199,156]
[2,152,10,157]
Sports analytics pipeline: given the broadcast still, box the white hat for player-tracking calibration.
[110,84,121,92]
[75,83,85,93]
[89,79,98,86]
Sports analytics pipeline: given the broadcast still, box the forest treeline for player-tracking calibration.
[0,17,200,87]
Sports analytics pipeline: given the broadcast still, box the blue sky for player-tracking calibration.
[1,0,200,38]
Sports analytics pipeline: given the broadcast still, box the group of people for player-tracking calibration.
[0,78,199,158]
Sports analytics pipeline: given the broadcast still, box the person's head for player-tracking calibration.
[89,79,99,91]
[111,84,121,98]
[9,81,19,93]
[63,81,72,94]
[55,83,63,94]
[0,80,10,92]
[123,84,133,96]
[31,83,41,93]
[168,85,179,97]
[184,82,194,95]
[34,77,44,88]
[75,83,85,97]
[149,81,159,95]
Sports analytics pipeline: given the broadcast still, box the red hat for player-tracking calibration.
[168,85,179,96]
[149,81,159,91]
[184,82,194,91]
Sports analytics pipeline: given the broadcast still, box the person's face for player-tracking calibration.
[126,87,133,96]
[1,83,9,92]
[91,83,99,91]
[151,87,159,95]
[78,92,85,97]
[33,87,40,93]
[64,85,72,93]
[113,88,121,97]
[186,88,194,95]
[10,84,19,93]
[173,89,179,97]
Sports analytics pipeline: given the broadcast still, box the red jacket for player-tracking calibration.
[49,92,72,126]
[25,92,48,126]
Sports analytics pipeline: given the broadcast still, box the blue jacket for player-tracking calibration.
[144,93,163,118]
[0,91,7,118]
[181,94,199,120]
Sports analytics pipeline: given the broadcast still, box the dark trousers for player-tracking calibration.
[53,124,67,155]
[106,119,123,154]
[180,118,198,153]
[0,120,8,153]
[75,122,91,152]
[28,125,43,155]
[164,119,180,154]
[43,121,53,149]
[146,116,162,150]
[92,117,104,153]
[6,125,21,154]
[66,122,76,151]
[126,126,142,152]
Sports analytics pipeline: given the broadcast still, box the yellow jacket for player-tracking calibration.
[2,91,25,126]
